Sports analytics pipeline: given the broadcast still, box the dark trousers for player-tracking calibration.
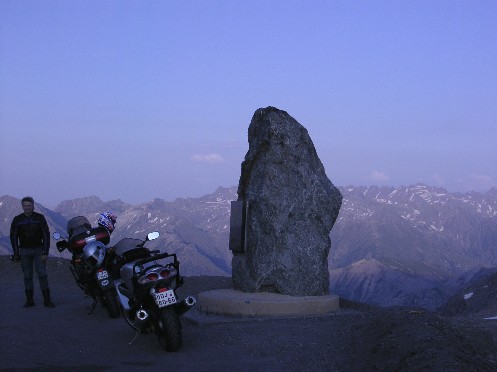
[20,248,49,291]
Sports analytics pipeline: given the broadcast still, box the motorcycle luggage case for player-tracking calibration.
[69,226,110,252]
[67,216,92,236]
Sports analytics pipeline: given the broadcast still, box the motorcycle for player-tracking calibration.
[53,216,120,318]
[110,231,196,352]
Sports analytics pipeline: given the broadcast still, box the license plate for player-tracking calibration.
[96,270,110,288]
[153,290,177,308]
[97,270,109,280]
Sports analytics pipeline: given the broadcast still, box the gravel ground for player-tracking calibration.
[1,257,497,371]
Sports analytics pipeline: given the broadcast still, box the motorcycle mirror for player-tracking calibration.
[53,232,61,240]
[147,231,160,241]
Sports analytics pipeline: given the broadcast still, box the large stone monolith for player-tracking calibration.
[232,107,342,296]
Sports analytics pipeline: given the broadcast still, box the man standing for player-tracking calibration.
[10,196,55,308]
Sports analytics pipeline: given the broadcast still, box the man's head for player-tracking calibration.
[21,196,35,216]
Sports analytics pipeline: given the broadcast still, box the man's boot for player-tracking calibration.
[23,290,35,308]
[42,288,55,308]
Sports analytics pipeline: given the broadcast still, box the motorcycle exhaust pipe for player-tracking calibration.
[176,296,197,316]
[134,308,149,329]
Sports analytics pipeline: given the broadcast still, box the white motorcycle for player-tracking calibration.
[110,231,196,352]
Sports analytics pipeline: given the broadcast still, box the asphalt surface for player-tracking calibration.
[0,258,347,371]
[2,257,497,371]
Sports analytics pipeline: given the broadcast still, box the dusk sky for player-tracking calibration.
[1,1,496,208]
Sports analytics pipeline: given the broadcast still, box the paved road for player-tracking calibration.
[0,258,352,371]
[4,257,497,371]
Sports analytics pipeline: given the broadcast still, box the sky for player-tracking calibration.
[1,1,496,208]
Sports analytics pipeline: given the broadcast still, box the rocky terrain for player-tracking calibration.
[329,185,497,305]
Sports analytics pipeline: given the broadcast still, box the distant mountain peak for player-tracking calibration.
[1,185,496,310]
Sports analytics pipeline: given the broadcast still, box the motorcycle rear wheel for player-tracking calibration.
[156,307,182,352]
[104,290,121,319]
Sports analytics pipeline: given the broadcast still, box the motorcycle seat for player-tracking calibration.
[121,248,151,264]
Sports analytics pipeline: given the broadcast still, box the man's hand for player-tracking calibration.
[9,255,21,262]
[41,255,48,263]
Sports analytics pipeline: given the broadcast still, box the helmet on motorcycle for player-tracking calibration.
[98,212,117,233]
[83,241,106,269]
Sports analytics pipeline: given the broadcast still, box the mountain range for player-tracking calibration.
[1,184,496,310]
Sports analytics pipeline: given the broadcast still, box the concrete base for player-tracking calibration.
[198,289,339,317]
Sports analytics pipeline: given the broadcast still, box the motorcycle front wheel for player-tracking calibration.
[156,307,182,352]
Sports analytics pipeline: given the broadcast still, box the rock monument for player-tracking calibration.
[231,107,342,296]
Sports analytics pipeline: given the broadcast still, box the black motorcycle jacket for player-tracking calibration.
[10,212,50,256]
